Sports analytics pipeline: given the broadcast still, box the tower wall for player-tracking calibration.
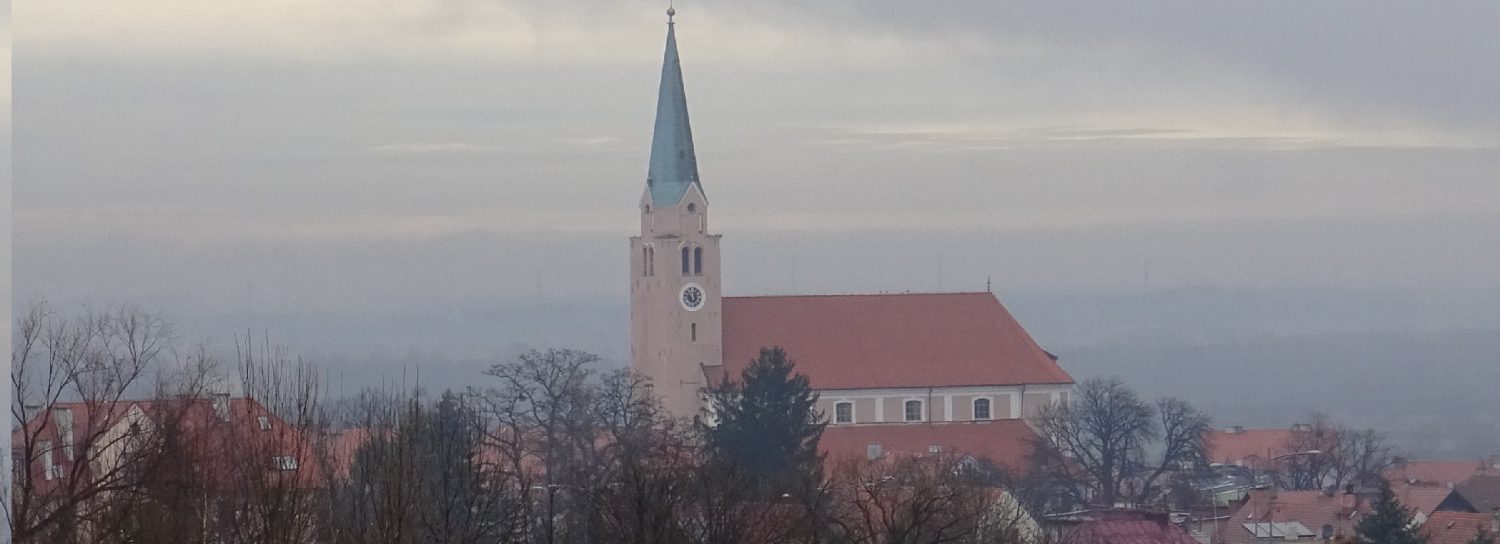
[630,186,721,418]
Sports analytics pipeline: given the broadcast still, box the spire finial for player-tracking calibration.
[666,4,675,24]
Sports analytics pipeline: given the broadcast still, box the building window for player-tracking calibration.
[258,416,271,431]
[687,203,697,213]
[41,441,56,481]
[647,246,655,276]
[904,400,924,422]
[681,247,691,275]
[691,323,697,342]
[274,456,299,471]
[973,398,991,420]
[642,247,650,276]
[834,402,853,424]
[693,247,703,275]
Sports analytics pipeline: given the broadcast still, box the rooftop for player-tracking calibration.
[718,292,1073,390]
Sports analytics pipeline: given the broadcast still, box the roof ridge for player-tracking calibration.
[725,291,994,300]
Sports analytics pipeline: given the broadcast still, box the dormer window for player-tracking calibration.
[274,456,299,471]
[257,416,271,431]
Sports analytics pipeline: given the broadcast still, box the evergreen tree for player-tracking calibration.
[704,346,826,490]
[1355,483,1425,544]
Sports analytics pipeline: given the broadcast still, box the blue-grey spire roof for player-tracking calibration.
[645,16,701,207]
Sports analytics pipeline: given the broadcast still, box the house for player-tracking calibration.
[1422,511,1499,544]
[1215,484,1477,544]
[1054,509,1200,544]
[1455,474,1500,514]
[1387,456,1500,487]
[1204,424,1337,471]
[12,395,320,495]
[626,8,1073,433]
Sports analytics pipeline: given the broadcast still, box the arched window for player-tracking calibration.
[693,247,703,275]
[642,247,650,276]
[834,402,853,424]
[681,247,691,275]
[904,400,923,422]
[973,398,992,420]
[648,246,655,276]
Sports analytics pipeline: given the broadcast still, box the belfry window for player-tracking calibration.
[834,402,853,424]
[691,323,697,342]
[642,247,650,276]
[681,247,691,275]
[973,398,991,420]
[693,247,703,275]
[904,400,924,422]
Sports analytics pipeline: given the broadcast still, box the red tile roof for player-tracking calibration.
[1387,459,1500,486]
[1058,510,1200,544]
[1456,475,1500,513]
[1217,489,1358,544]
[1206,429,1295,469]
[819,420,1039,471]
[719,292,1072,390]
[1423,511,1497,544]
[1217,485,1473,544]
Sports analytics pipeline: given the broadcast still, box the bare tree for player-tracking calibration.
[1029,377,1211,508]
[208,334,330,544]
[1275,414,1392,491]
[827,454,1032,544]
[8,301,175,543]
[1330,427,1392,489]
[1278,414,1342,491]
[478,348,604,544]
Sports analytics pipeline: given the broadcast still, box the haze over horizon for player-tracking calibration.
[11,2,1500,458]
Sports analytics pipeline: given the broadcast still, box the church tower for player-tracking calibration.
[630,9,722,419]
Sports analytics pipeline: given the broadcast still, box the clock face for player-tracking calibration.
[680,283,705,311]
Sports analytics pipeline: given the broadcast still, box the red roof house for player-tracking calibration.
[1057,509,1200,544]
[1423,511,1498,544]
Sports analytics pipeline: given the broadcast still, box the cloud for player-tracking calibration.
[366,142,518,155]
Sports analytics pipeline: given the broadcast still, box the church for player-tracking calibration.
[629,11,1074,460]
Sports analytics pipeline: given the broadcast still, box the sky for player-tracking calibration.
[10,1,1500,457]
[12,2,1500,335]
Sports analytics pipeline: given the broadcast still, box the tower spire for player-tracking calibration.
[645,8,700,207]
